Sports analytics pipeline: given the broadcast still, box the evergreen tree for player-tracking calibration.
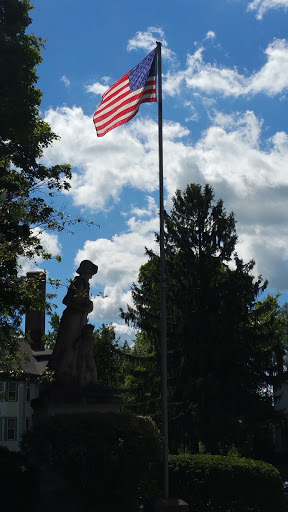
[279,302,288,373]
[120,331,160,417]
[93,323,131,388]
[93,324,160,417]
[122,184,285,455]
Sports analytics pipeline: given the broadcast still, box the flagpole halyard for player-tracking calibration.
[156,40,169,503]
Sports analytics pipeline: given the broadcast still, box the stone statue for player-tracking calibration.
[49,260,98,387]
[73,324,98,388]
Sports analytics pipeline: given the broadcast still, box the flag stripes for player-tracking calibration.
[93,49,157,137]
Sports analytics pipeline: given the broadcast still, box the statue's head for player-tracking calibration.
[76,260,98,276]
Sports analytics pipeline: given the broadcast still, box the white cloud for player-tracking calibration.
[247,0,288,19]
[162,110,288,289]
[85,28,173,99]
[237,226,288,290]
[38,229,62,256]
[78,229,158,292]
[43,107,187,211]
[91,286,133,323]
[205,31,216,40]
[130,196,157,217]
[113,323,138,346]
[85,82,109,96]
[61,75,70,87]
[163,39,288,98]
[191,111,288,195]
[42,102,288,300]
[73,204,159,332]
[18,229,61,275]
[249,40,288,95]
[163,46,247,97]
[127,27,174,60]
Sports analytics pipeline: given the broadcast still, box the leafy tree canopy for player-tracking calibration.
[0,0,77,353]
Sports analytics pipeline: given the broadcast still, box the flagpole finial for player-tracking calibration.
[156,41,162,47]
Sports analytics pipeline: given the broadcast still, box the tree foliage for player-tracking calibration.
[168,453,285,512]
[22,412,162,512]
[93,323,133,388]
[42,312,60,350]
[93,324,162,418]
[121,183,286,455]
[0,0,73,352]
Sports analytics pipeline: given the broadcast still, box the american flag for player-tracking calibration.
[93,48,157,137]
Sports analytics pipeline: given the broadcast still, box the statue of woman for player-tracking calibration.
[49,260,98,386]
[74,323,98,388]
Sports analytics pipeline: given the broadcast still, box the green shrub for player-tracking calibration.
[22,411,161,511]
[0,446,39,508]
[168,453,286,512]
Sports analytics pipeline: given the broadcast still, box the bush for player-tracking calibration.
[168,453,286,512]
[22,411,162,511]
[0,446,39,508]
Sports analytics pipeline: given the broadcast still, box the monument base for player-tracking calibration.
[154,498,190,512]
[31,381,122,419]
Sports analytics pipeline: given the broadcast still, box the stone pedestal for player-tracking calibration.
[154,498,190,512]
[31,381,122,420]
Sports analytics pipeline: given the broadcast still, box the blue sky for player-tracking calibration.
[25,0,288,343]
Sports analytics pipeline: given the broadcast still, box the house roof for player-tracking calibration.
[1,341,53,378]
[20,341,52,376]
[31,347,53,374]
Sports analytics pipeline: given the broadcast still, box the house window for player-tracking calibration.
[7,382,18,402]
[5,418,17,441]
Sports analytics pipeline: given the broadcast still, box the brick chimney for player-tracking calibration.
[25,271,46,351]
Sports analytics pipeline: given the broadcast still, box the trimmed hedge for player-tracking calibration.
[22,411,162,511]
[168,453,286,512]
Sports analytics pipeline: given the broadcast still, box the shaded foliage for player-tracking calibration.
[0,1,91,356]
[167,453,286,512]
[0,445,39,510]
[93,323,130,388]
[121,184,286,455]
[43,312,60,349]
[22,412,162,512]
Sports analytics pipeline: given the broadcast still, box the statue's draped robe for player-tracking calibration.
[49,275,95,384]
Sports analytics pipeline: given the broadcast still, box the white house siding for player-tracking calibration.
[0,380,39,452]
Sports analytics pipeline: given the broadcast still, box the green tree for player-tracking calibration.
[279,301,288,372]
[122,183,285,455]
[43,312,60,350]
[252,294,286,388]
[93,323,128,388]
[119,332,160,417]
[0,0,73,354]
[93,324,159,417]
